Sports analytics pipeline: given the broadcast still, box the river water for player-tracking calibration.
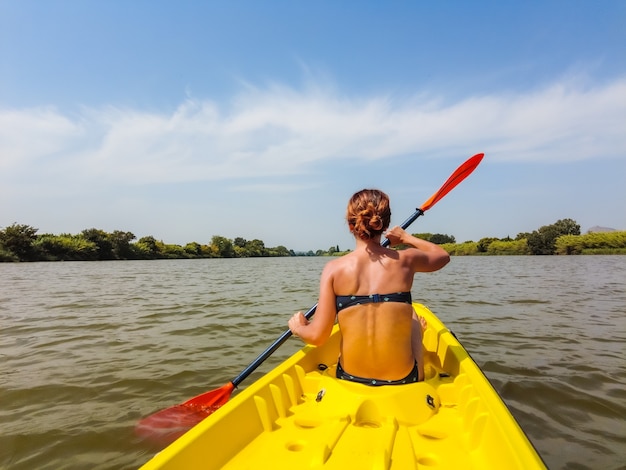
[1,256,624,469]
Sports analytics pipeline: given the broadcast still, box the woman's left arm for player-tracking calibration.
[386,226,450,272]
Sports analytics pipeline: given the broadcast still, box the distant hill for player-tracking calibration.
[587,226,617,233]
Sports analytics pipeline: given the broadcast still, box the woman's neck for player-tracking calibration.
[355,235,382,250]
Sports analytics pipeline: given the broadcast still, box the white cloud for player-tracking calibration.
[0,107,81,170]
[1,76,625,187]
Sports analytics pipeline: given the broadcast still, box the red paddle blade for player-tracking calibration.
[134,403,218,446]
[135,382,234,445]
[183,381,235,407]
[420,153,484,212]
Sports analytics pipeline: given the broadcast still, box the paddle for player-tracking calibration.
[135,152,484,445]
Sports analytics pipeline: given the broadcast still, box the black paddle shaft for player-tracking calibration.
[231,207,425,388]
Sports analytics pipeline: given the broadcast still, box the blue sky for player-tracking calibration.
[1,1,625,252]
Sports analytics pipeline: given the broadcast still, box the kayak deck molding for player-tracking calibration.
[140,303,545,469]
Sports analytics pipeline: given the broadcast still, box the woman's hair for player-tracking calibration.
[346,189,391,240]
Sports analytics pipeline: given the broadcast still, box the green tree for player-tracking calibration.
[233,237,247,248]
[162,244,187,258]
[477,237,498,253]
[184,242,203,256]
[413,233,433,241]
[136,236,161,258]
[412,233,455,244]
[0,223,40,261]
[269,245,291,257]
[527,219,580,255]
[82,228,114,260]
[553,218,580,236]
[246,239,266,257]
[430,234,456,244]
[211,235,234,258]
[111,230,136,259]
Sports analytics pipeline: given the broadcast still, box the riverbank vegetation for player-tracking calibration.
[0,225,292,262]
[1,219,624,262]
[442,232,626,256]
[441,220,626,256]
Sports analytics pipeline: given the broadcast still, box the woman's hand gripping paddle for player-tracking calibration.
[135,152,484,445]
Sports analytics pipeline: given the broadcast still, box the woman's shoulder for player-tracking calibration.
[324,252,355,269]
[321,251,359,276]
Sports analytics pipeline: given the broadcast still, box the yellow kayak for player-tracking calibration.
[140,303,545,469]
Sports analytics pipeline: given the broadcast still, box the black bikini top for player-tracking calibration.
[336,292,412,312]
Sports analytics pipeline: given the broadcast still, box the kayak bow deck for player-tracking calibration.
[140,303,545,469]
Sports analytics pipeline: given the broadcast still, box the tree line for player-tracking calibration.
[438,219,626,255]
[0,225,293,262]
[1,218,624,262]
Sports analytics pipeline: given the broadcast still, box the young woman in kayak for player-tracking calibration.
[288,189,450,385]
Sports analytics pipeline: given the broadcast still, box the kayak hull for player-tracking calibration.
[140,303,545,469]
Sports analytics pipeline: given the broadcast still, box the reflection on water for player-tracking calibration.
[1,256,625,469]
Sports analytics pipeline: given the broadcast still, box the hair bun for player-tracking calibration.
[346,189,391,240]
[369,214,383,231]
